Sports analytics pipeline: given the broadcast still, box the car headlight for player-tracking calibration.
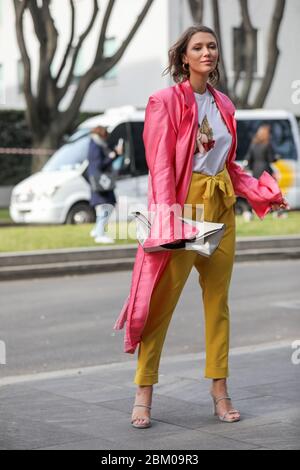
[38,186,60,199]
[12,191,35,203]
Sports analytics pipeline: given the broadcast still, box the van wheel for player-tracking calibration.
[66,203,95,224]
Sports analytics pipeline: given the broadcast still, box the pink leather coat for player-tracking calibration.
[113,79,283,354]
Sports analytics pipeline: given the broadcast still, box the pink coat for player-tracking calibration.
[113,79,283,354]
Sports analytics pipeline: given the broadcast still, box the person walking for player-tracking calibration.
[241,125,278,222]
[114,25,289,428]
[244,125,287,219]
[244,125,277,179]
[87,126,123,244]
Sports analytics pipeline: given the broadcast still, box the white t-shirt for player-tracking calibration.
[192,88,232,175]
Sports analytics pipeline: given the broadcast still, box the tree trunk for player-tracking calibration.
[31,134,60,173]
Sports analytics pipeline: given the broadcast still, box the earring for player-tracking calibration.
[183,62,189,71]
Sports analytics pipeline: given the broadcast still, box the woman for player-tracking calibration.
[241,125,278,222]
[87,126,123,244]
[244,125,287,219]
[114,25,289,428]
[244,125,277,179]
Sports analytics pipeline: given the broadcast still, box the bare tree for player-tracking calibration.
[211,0,228,95]
[13,0,155,172]
[188,0,286,108]
[188,0,204,24]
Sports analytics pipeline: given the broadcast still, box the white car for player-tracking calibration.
[10,106,300,224]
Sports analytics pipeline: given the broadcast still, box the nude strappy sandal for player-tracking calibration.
[131,404,152,429]
[211,394,241,423]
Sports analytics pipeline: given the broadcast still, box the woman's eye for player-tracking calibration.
[193,45,216,50]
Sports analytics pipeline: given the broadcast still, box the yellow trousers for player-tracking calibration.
[134,167,237,385]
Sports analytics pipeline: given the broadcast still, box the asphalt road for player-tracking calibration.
[1,259,300,378]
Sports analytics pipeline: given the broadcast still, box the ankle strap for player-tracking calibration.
[133,404,152,409]
[215,396,231,405]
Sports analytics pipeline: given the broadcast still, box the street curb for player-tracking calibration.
[0,339,292,388]
[0,236,300,281]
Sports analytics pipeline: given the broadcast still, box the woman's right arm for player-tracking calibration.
[98,146,115,171]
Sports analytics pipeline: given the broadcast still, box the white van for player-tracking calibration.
[9,106,148,224]
[9,107,300,224]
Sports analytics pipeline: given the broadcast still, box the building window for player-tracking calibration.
[103,36,117,80]
[233,26,258,74]
[17,59,24,94]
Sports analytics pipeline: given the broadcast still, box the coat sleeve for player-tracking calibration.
[227,115,284,219]
[99,146,114,171]
[142,95,198,247]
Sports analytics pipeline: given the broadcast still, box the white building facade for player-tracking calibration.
[0,0,299,114]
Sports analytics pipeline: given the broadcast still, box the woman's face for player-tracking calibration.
[257,126,271,143]
[182,32,219,77]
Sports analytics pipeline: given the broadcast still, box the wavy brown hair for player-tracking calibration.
[162,25,220,86]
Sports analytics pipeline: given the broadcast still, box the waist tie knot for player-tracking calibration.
[201,168,237,209]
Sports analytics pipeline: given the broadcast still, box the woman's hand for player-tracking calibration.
[114,139,124,156]
[270,197,290,211]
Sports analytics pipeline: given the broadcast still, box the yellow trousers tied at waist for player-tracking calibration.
[134,167,237,385]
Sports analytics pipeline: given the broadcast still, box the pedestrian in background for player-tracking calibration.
[87,126,123,244]
[243,125,287,219]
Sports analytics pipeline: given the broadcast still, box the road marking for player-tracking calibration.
[0,339,294,388]
[271,300,300,310]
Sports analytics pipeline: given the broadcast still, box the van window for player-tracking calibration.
[107,123,131,176]
[237,119,297,161]
[42,136,90,172]
[129,121,148,176]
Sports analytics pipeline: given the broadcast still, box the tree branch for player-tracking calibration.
[238,0,256,107]
[94,0,154,69]
[58,0,155,136]
[254,0,286,107]
[188,0,204,24]
[28,0,47,45]
[93,0,115,65]
[13,0,39,130]
[212,0,228,94]
[57,0,99,101]
[55,0,76,84]
[41,0,58,66]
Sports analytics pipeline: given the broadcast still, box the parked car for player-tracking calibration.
[10,106,300,224]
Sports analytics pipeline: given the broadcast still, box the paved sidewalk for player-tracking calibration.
[0,341,299,450]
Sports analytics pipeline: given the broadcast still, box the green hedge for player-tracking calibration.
[0,110,32,185]
[0,110,99,186]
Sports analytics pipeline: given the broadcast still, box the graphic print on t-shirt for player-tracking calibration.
[195,114,216,155]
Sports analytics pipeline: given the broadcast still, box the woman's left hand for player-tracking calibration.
[270,197,290,211]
